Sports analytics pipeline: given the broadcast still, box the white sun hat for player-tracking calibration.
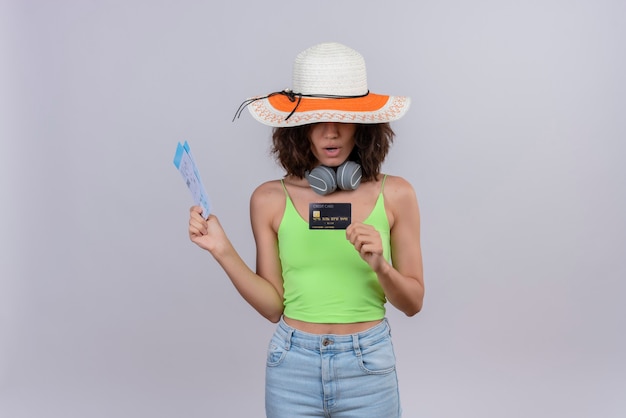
[234,42,411,127]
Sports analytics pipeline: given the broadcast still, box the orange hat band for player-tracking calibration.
[268,92,390,113]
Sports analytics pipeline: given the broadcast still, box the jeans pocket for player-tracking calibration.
[357,337,396,375]
[266,339,288,367]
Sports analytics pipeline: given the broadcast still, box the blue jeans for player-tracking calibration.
[265,317,402,417]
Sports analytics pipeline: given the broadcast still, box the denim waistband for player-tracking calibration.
[275,317,391,352]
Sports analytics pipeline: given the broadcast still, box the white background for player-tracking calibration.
[1,1,625,417]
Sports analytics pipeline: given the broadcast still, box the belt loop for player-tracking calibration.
[285,327,294,351]
[279,317,295,350]
[352,334,361,357]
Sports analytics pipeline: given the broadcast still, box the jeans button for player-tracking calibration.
[322,338,333,346]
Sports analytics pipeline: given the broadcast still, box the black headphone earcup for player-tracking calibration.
[306,166,337,195]
[336,161,362,191]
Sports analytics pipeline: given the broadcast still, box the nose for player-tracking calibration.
[320,122,339,138]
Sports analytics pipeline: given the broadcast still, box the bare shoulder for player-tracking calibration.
[383,175,418,205]
[250,179,286,230]
[251,179,285,202]
[381,175,419,228]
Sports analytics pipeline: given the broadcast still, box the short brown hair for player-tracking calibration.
[271,123,395,181]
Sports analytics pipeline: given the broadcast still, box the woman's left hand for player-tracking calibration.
[346,222,387,273]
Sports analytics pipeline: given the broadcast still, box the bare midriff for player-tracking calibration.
[283,316,383,335]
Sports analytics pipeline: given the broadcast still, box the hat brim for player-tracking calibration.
[247,93,410,127]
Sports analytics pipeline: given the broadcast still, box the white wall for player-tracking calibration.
[1,1,625,417]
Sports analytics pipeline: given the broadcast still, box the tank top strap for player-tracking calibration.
[279,179,298,220]
[381,174,388,193]
[280,178,293,202]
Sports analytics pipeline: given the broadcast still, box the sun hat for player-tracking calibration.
[233,42,411,127]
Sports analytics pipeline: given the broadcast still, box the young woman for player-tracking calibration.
[188,42,424,418]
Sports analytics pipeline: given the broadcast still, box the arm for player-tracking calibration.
[346,176,424,316]
[188,182,285,322]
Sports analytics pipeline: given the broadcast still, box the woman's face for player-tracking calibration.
[308,122,357,167]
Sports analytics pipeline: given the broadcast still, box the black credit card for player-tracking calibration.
[309,203,351,230]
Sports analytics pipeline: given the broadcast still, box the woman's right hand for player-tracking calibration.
[188,206,229,255]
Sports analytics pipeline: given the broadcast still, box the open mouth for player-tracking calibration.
[324,147,341,157]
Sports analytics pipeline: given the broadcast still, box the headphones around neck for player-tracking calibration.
[305,161,362,195]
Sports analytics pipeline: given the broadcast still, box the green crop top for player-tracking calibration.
[278,177,391,323]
